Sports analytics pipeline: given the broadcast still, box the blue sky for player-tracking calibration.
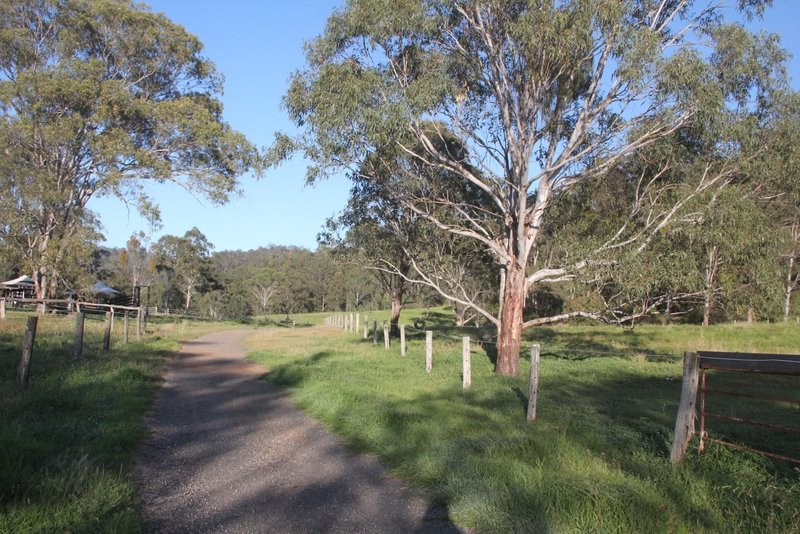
[87,0,800,253]
[88,0,347,252]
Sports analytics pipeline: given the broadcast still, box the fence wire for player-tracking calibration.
[328,315,682,360]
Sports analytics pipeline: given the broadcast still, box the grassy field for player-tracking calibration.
[0,311,239,533]
[248,313,800,533]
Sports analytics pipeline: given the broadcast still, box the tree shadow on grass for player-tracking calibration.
[265,347,800,532]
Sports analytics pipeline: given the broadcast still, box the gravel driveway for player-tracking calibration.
[134,329,462,533]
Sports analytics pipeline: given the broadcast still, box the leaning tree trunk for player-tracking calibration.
[389,283,403,338]
[388,262,409,338]
[496,263,525,377]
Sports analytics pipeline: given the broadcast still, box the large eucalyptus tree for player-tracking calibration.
[279,0,785,375]
[0,0,258,299]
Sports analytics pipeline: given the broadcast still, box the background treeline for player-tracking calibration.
[2,212,796,324]
[0,228,442,319]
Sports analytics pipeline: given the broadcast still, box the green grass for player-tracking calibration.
[248,319,800,533]
[0,312,237,533]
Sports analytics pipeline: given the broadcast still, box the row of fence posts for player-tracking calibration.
[5,303,147,391]
[326,312,541,421]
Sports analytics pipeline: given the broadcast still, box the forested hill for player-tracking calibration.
[84,241,392,319]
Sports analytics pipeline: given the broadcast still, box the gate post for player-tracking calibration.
[671,351,700,463]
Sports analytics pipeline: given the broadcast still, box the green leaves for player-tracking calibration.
[0,0,258,297]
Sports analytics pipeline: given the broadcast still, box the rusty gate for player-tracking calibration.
[697,351,800,464]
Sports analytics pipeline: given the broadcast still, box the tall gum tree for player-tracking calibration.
[278,0,784,376]
[0,0,258,299]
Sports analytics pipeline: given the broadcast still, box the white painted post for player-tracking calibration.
[18,316,37,390]
[425,331,432,373]
[356,312,360,332]
[383,321,390,350]
[400,325,406,357]
[0,298,5,319]
[462,336,471,389]
[73,313,85,358]
[527,344,540,421]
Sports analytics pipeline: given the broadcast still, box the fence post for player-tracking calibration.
[462,336,471,389]
[73,312,85,358]
[110,307,115,334]
[136,308,142,340]
[373,320,378,345]
[400,324,406,357]
[363,319,368,340]
[123,312,129,344]
[18,316,38,390]
[350,313,354,332]
[103,311,112,352]
[383,321,390,350]
[356,312,360,333]
[426,331,433,373]
[0,298,5,319]
[527,344,540,421]
[670,351,700,463]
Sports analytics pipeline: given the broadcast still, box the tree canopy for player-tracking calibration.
[0,0,259,299]
[277,0,788,375]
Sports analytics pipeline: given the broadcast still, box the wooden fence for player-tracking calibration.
[325,312,541,421]
[328,312,800,465]
[2,297,147,390]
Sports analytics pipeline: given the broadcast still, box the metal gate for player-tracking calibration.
[698,351,800,464]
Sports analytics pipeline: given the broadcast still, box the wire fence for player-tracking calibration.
[328,312,800,465]
[325,312,681,361]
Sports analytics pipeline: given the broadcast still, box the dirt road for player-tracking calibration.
[134,329,461,533]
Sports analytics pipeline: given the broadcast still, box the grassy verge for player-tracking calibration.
[0,312,236,532]
[248,320,800,532]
